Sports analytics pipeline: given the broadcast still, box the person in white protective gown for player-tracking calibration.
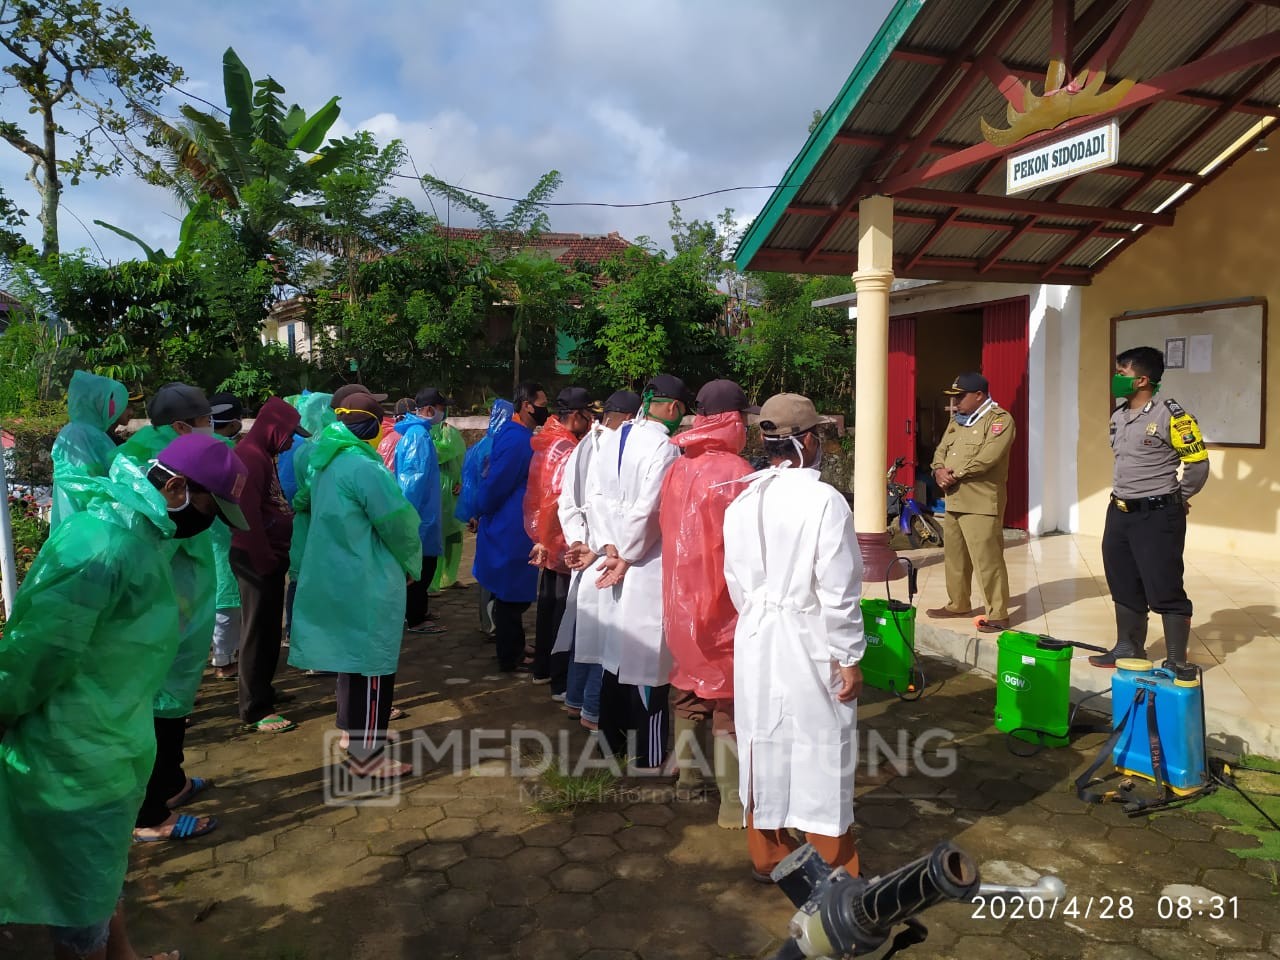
[556,391,642,730]
[723,392,865,883]
[584,374,690,769]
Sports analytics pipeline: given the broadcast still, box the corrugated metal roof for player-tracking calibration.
[736,0,1280,283]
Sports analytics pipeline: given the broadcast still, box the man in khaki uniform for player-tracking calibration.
[925,372,1016,634]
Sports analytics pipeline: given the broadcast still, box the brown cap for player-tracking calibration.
[332,383,389,407]
[758,393,824,438]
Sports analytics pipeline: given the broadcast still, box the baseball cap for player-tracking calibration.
[603,390,642,415]
[643,374,694,409]
[148,383,212,427]
[943,372,989,395]
[331,383,389,407]
[334,391,384,441]
[208,392,244,425]
[393,397,416,417]
[156,433,250,531]
[696,379,759,416]
[415,387,453,409]
[758,393,826,438]
[555,386,592,413]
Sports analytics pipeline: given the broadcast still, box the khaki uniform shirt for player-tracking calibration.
[1109,397,1208,499]
[931,404,1016,517]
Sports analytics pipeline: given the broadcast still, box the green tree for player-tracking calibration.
[0,0,183,256]
[420,169,562,239]
[498,251,585,389]
[0,180,26,257]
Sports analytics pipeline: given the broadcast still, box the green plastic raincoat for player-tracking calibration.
[430,421,467,590]
[288,422,421,677]
[115,426,216,718]
[0,456,179,928]
[49,370,128,529]
[210,432,242,610]
[286,393,335,580]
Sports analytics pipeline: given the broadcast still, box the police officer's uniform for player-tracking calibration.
[929,386,1016,629]
[1092,395,1210,667]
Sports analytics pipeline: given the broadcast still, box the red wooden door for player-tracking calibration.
[981,298,1030,529]
[887,315,916,487]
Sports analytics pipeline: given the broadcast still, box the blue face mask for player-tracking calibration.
[953,398,992,427]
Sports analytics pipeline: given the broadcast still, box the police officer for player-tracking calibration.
[925,372,1016,634]
[1089,346,1209,669]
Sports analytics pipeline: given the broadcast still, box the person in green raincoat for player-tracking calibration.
[0,433,248,959]
[430,409,467,590]
[289,393,421,777]
[285,392,335,607]
[207,392,245,680]
[114,382,222,840]
[49,370,129,529]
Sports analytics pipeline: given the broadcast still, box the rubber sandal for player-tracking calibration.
[406,622,446,635]
[133,814,218,843]
[389,707,408,721]
[167,776,213,810]
[246,714,296,734]
[214,667,238,681]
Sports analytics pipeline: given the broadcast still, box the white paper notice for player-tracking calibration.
[1188,334,1213,373]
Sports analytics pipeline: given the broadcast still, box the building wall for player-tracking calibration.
[1077,145,1280,558]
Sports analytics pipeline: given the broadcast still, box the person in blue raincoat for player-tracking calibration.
[0,433,248,959]
[456,398,514,635]
[49,370,129,529]
[289,393,422,777]
[475,381,545,671]
[396,386,448,634]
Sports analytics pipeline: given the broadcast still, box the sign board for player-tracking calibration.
[1006,119,1119,194]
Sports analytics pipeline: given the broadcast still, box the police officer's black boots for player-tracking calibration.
[1088,603,1148,668]
[1161,613,1192,670]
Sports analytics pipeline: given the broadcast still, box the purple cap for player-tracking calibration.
[156,433,250,531]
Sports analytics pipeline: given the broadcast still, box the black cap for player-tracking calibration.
[393,397,416,417]
[555,386,592,413]
[208,392,244,425]
[943,372,989,395]
[415,387,453,409]
[148,383,212,427]
[603,390,642,415]
[696,379,759,416]
[332,383,389,407]
[643,373,694,409]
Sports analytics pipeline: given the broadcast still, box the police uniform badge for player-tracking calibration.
[991,419,1005,436]
[1145,423,1159,436]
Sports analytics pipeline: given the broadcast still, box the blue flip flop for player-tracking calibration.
[167,776,213,810]
[133,814,218,843]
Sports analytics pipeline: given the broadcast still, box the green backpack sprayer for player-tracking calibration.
[993,631,1112,751]
[861,559,925,700]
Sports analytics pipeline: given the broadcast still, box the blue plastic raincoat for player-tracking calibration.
[473,419,537,603]
[394,413,443,558]
[455,399,513,523]
[49,370,128,529]
[288,422,422,676]
[115,426,216,718]
[0,456,179,927]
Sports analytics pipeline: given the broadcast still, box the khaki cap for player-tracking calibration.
[758,393,824,437]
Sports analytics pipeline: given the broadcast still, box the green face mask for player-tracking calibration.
[643,391,683,435]
[1111,373,1159,399]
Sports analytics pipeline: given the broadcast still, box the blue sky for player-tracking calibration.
[1,0,897,260]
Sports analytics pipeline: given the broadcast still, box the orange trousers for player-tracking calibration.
[747,812,859,877]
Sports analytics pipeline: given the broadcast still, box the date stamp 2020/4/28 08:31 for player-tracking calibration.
[969,894,1241,922]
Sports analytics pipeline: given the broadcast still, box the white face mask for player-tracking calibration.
[190,424,216,437]
[788,435,822,471]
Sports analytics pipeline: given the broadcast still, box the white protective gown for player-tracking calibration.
[723,466,866,836]
[583,418,680,685]
[553,424,604,658]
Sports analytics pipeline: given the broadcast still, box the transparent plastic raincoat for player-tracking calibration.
[658,413,753,698]
[288,422,422,676]
[523,416,581,574]
[431,420,467,589]
[286,393,335,581]
[455,399,513,523]
[49,370,128,529]
[394,413,443,557]
[0,456,179,927]
[115,426,215,718]
[210,431,241,610]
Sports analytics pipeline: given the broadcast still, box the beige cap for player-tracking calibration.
[758,393,824,437]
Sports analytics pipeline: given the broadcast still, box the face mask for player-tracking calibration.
[186,424,216,437]
[1111,373,1158,399]
[788,434,822,470]
[530,404,550,427]
[430,409,446,426]
[167,492,218,538]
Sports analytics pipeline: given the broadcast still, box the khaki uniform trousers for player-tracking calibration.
[940,510,1010,621]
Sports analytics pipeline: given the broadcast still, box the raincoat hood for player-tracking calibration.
[488,399,515,435]
[399,412,432,434]
[66,369,128,432]
[297,392,336,437]
[673,412,747,457]
[531,415,579,454]
[57,452,175,540]
[246,396,303,455]
[310,420,383,474]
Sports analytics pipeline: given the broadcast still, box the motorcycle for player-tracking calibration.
[887,456,944,549]
[768,842,1066,959]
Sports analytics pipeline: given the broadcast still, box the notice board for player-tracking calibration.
[1111,298,1267,448]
